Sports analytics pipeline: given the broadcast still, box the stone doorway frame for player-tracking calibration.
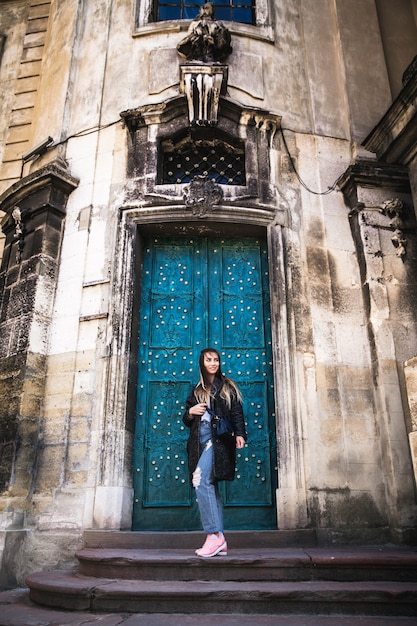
[94,208,309,532]
[91,97,309,531]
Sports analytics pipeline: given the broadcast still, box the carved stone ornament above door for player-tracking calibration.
[177,2,232,126]
[183,175,223,217]
[176,2,232,64]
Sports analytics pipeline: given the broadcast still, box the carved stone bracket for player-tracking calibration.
[183,175,223,217]
[179,64,227,126]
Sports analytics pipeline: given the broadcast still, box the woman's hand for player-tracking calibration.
[235,436,245,449]
[188,403,207,417]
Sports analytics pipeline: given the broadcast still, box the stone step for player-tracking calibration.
[82,529,317,549]
[75,547,417,583]
[25,570,417,616]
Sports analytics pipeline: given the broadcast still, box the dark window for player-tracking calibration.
[160,131,246,185]
[156,1,255,24]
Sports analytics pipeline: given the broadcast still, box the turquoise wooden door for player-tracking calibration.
[132,236,277,530]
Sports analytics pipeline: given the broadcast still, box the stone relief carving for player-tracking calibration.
[177,3,231,126]
[391,228,407,258]
[12,206,25,263]
[381,198,407,259]
[350,198,408,259]
[183,175,223,217]
[380,198,408,258]
[379,198,405,220]
[177,2,232,63]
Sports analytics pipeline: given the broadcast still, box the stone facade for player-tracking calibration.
[0,0,417,586]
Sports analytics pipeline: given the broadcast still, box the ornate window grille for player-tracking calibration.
[160,132,246,185]
[155,0,255,24]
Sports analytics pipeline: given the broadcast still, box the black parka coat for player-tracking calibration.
[183,378,247,482]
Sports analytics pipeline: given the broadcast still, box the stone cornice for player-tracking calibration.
[338,160,413,260]
[363,72,417,165]
[120,96,281,132]
[119,200,286,229]
[0,160,79,223]
[338,159,411,203]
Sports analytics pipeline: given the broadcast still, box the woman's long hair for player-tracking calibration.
[194,347,242,408]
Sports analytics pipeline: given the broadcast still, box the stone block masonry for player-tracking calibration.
[0,161,78,584]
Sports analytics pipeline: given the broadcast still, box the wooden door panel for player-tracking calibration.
[133,236,276,530]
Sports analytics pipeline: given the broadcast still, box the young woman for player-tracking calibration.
[183,348,247,557]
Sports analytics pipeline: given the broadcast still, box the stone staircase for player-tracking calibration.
[25,531,417,618]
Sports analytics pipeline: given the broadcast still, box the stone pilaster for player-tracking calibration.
[339,160,417,540]
[0,161,78,583]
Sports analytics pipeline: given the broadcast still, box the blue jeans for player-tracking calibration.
[192,420,224,534]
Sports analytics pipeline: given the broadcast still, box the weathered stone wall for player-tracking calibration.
[361,51,417,532]
[0,1,52,192]
[375,0,417,98]
[338,163,417,542]
[0,163,78,585]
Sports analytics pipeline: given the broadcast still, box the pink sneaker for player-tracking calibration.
[195,533,227,558]
[196,542,227,556]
